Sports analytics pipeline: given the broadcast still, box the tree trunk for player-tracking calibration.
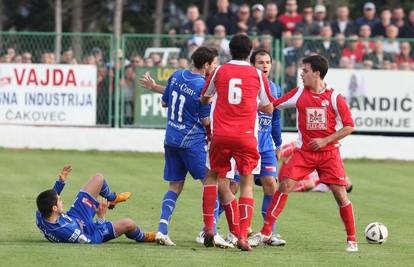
[71,0,83,62]
[113,0,123,127]
[203,0,210,20]
[153,0,164,46]
[54,0,62,63]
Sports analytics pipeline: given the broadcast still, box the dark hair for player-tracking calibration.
[250,49,272,65]
[191,46,218,69]
[229,34,252,60]
[302,54,329,79]
[36,189,58,218]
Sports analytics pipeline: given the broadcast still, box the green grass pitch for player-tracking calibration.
[0,148,413,266]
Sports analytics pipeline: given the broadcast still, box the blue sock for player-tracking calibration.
[158,190,178,235]
[213,196,220,235]
[262,195,276,233]
[218,205,225,217]
[126,227,145,242]
[100,180,116,201]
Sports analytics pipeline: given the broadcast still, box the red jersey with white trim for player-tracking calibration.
[202,60,273,137]
[273,85,354,151]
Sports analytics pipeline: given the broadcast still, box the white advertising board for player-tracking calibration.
[0,64,97,126]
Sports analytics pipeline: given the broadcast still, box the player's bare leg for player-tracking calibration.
[112,218,155,242]
[81,173,131,209]
[202,170,218,247]
[236,174,255,251]
[330,184,358,252]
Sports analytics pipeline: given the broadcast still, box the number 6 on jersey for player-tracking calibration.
[228,78,242,104]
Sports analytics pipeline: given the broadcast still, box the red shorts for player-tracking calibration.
[279,148,346,186]
[209,135,259,177]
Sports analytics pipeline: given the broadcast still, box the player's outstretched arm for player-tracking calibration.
[53,165,72,194]
[138,72,165,94]
[259,103,273,114]
[309,126,354,151]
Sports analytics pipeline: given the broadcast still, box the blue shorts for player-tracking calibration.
[67,191,116,243]
[164,144,206,182]
[254,150,278,186]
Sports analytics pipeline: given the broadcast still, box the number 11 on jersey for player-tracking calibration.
[171,91,186,122]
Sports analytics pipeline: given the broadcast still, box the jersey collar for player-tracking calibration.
[228,60,250,66]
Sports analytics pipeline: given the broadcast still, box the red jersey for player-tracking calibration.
[273,85,354,151]
[202,60,273,137]
[278,14,303,33]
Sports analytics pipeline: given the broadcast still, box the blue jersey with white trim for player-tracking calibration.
[36,180,93,244]
[258,80,282,153]
[162,69,210,148]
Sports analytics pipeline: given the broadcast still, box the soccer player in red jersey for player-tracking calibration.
[200,34,274,251]
[249,54,358,252]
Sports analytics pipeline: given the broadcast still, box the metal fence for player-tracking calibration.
[0,31,114,126]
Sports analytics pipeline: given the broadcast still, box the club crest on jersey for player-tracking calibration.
[306,107,327,130]
[321,100,330,107]
[82,197,94,208]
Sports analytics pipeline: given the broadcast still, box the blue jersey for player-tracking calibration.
[257,80,282,153]
[162,69,210,148]
[36,180,114,244]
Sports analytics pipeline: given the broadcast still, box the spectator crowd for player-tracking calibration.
[1,0,414,125]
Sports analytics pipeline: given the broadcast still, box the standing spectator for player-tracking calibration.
[284,32,310,65]
[251,4,265,34]
[313,5,330,31]
[355,2,380,31]
[207,0,237,35]
[363,40,394,69]
[315,25,342,67]
[22,52,32,63]
[83,54,97,65]
[372,7,392,37]
[278,0,302,33]
[296,6,320,36]
[357,24,375,55]
[41,52,53,64]
[13,54,23,63]
[391,5,405,29]
[120,65,136,125]
[213,24,230,56]
[7,48,16,62]
[257,2,285,39]
[395,42,414,68]
[399,9,414,38]
[130,55,145,68]
[236,3,255,34]
[180,5,200,34]
[383,25,400,55]
[91,47,104,66]
[188,19,207,54]
[331,6,356,37]
[342,35,364,65]
[61,49,77,64]
[178,58,189,68]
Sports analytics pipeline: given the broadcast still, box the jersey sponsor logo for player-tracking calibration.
[306,107,327,130]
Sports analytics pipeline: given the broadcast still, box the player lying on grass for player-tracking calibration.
[36,165,155,244]
[280,142,353,193]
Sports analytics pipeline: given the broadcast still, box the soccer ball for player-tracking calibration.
[364,222,388,244]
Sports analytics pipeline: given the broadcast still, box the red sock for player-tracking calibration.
[239,197,254,239]
[224,198,240,237]
[340,202,357,242]
[261,191,288,236]
[202,185,217,231]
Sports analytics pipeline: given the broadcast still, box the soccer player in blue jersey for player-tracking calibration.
[36,165,155,244]
[140,47,231,247]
